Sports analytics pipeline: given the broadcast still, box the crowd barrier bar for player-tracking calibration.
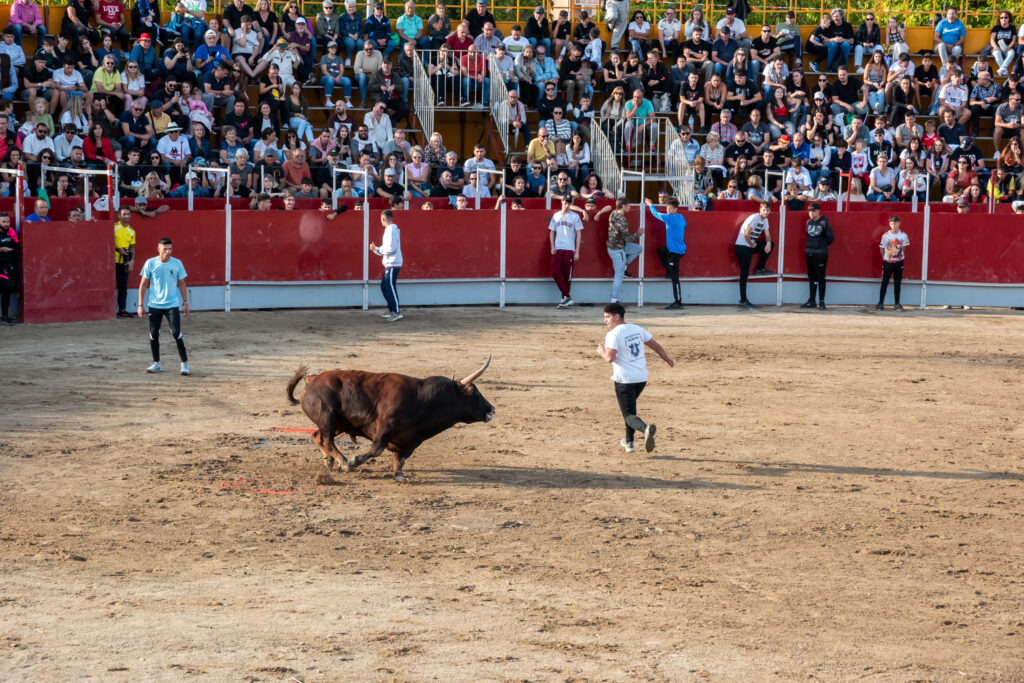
[41,163,113,221]
[189,165,231,310]
[14,164,24,232]
[621,169,648,307]
[474,167,503,210]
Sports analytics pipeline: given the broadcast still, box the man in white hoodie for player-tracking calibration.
[370,209,403,321]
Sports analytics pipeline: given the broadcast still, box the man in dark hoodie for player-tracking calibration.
[802,202,834,310]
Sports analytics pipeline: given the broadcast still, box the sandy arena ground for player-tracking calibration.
[2,304,1023,681]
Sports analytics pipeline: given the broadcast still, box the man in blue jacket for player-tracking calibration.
[646,197,687,310]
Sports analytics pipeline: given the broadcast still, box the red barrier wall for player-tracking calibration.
[927,214,1024,283]
[21,221,114,324]
[365,210,502,280]
[231,211,363,281]
[781,210,924,280]
[129,213,227,287]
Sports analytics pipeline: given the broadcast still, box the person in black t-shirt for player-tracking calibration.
[724,129,755,169]
[63,0,100,43]
[830,65,867,119]
[680,26,713,82]
[914,53,939,100]
[222,99,256,145]
[750,25,779,77]
[21,52,56,114]
[824,9,853,70]
[726,71,761,119]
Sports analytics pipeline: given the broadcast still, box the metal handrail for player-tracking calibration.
[590,118,621,201]
[412,50,436,146]
[488,54,512,155]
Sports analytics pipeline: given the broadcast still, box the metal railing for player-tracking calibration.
[594,113,672,177]
[590,119,621,200]
[416,49,490,109]
[489,55,513,154]
[663,126,695,208]
[412,51,436,144]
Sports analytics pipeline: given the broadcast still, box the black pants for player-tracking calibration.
[657,246,684,302]
[805,251,828,302]
[614,381,648,443]
[384,95,411,125]
[734,242,769,302]
[148,306,188,363]
[0,291,11,318]
[879,261,904,305]
[115,262,130,313]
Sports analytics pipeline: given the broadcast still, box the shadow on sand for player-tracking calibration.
[425,464,763,490]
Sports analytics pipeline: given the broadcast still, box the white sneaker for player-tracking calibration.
[180,362,190,376]
[556,296,569,308]
[999,67,1008,77]
[855,66,864,74]
[146,362,162,373]
[620,438,635,453]
[325,98,334,108]
[344,57,351,67]
[564,298,575,307]
[386,312,404,322]
[344,98,353,108]
[379,310,392,318]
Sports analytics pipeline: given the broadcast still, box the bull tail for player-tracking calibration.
[286,366,310,405]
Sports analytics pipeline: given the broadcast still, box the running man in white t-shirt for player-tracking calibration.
[549,196,588,308]
[596,302,675,453]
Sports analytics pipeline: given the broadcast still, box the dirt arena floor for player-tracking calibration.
[2,304,1023,681]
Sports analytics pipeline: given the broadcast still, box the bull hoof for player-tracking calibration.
[394,473,409,484]
[324,455,336,471]
[344,458,359,472]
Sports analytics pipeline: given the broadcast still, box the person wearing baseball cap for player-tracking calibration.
[193,26,232,75]
[467,0,497,38]
[715,4,750,52]
[286,16,315,84]
[525,5,552,55]
[365,1,395,58]
[876,215,909,311]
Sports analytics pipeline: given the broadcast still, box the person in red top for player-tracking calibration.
[0,116,20,162]
[94,0,131,51]
[84,121,116,167]
[445,20,474,52]
[282,148,311,189]
[460,44,489,107]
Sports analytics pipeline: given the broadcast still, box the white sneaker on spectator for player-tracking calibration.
[856,66,864,74]
[325,99,334,108]
[180,362,190,376]
[344,98,353,108]
[345,57,351,67]
[147,362,162,373]
[564,298,575,307]
[999,67,1008,76]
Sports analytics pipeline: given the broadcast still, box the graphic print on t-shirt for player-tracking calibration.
[624,332,643,360]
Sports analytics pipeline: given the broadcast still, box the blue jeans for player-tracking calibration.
[527,37,552,55]
[462,76,490,105]
[608,243,643,301]
[826,41,851,69]
[8,23,46,47]
[399,75,410,101]
[320,74,352,99]
[867,190,896,202]
[357,72,370,102]
[181,19,209,48]
[289,116,315,142]
[381,266,401,313]
[342,36,360,60]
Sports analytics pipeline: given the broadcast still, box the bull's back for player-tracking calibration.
[301,370,424,432]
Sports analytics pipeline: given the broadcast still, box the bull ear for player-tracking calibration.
[459,354,491,386]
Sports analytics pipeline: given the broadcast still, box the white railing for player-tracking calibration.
[594,113,673,176]
[489,55,512,154]
[590,120,621,201]
[416,49,490,109]
[663,126,695,208]
[412,51,435,146]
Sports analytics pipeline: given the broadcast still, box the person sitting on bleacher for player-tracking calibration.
[805,14,830,73]
[934,8,966,67]
[830,65,867,121]
[970,70,1002,136]
[8,0,46,48]
[937,70,971,128]
[852,12,882,74]
[365,2,394,59]
[680,25,713,82]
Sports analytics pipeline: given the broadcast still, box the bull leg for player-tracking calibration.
[345,438,388,472]
[310,428,345,470]
[392,450,414,483]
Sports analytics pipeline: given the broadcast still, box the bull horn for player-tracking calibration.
[460,355,491,386]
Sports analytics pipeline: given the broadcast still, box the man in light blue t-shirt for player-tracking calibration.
[933,8,965,65]
[138,237,191,375]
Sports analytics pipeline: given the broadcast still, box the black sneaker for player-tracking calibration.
[894,303,904,311]
[739,300,755,309]
[0,317,13,326]
[754,268,776,275]
[801,299,815,308]
[624,270,635,278]
[818,301,827,310]
[665,301,684,310]
[643,424,657,453]
[874,303,884,310]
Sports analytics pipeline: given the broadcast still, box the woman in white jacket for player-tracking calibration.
[370,209,403,321]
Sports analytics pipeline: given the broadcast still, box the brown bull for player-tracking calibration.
[286,357,495,482]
